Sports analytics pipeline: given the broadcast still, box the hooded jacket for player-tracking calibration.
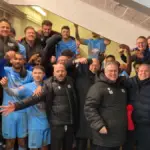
[84,73,127,147]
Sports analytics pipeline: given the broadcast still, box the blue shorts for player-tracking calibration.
[2,112,27,139]
[28,128,51,148]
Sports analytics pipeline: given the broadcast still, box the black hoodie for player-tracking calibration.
[84,73,127,147]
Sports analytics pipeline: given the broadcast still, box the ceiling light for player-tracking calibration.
[31,6,47,16]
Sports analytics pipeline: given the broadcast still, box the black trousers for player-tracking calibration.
[51,125,74,150]
[76,138,94,150]
[123,124,150,150]
[94,145,120,150]
[135,124,150,150]
[122,131,135,150]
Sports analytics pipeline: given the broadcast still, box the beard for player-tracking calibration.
[12,64,22,70]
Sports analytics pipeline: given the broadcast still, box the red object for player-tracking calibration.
[127,104,135,131]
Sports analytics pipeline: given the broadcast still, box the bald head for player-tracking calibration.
[53,64,67,81]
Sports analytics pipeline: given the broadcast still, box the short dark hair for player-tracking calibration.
[61,49,74,58]
[0,18,11,26]
[42,20,52,27]
[24,26,35,33]
[133,61,142,68]
[137,36,147,41]
[119,44,130,50]
[61,26,70,31]
[106,55,115,60]
[10,27,16,36]
[33,65,45,73]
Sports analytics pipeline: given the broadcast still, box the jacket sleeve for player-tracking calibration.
[84,84,106,131]
[14,81,49,111]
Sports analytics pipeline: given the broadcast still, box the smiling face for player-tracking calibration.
[136,37,147,51]
[0,21,10,37]
[138,64,150,81]
[104,63,119,81]
[25,28,36,42]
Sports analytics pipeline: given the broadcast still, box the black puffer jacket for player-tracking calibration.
[15,76,78,127]
[84,73,127,147]
[127,76,150,124]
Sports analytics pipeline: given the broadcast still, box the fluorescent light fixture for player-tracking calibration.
[31,6,47,16]
[133,0,150,8]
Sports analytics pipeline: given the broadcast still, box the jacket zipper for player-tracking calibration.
[65,88,73,124]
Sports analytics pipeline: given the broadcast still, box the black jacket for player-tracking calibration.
[15,76,78,128]
[127,76,150,125]
[84,73,127,147]
[66,61,95,138]
[20,38,42,61]
[0,36,18,59]
[41,34,62,77]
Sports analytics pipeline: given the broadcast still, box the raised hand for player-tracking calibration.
[0,102,15,116]
[0,77,8,87]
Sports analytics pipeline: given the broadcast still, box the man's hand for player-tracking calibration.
[0,77,8,87]
[33,86,42,96]
[74,57,88,64]
[28,54,39,63]
[0,102,15,116]
[99,126,108,134]
[5,51,16,60]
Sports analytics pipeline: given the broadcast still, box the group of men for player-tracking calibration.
[0,17,150,150]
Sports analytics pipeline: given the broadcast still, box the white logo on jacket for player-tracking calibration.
[121,89,125,93]
[58,86,61,89]
[107,88,113,94]
[68,84,71,88]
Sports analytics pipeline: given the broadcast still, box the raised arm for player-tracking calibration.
[74,24,88,45]
[0,80,51,115]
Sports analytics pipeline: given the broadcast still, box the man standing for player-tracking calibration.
[124,64,150,150]
[20,26,42,61]
[0,66,50,150]
[0,18,19,59]
[0,64,78,150]
[37,20,58,48]
[74,24,110,58]
[0,53,33,150]
[56,26,78,58]
[84,61,127,150]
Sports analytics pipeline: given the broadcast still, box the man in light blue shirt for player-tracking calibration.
[1,65,50,150]
[74,24,111,58]
[0,53,33,150]
[56,26,78,58]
